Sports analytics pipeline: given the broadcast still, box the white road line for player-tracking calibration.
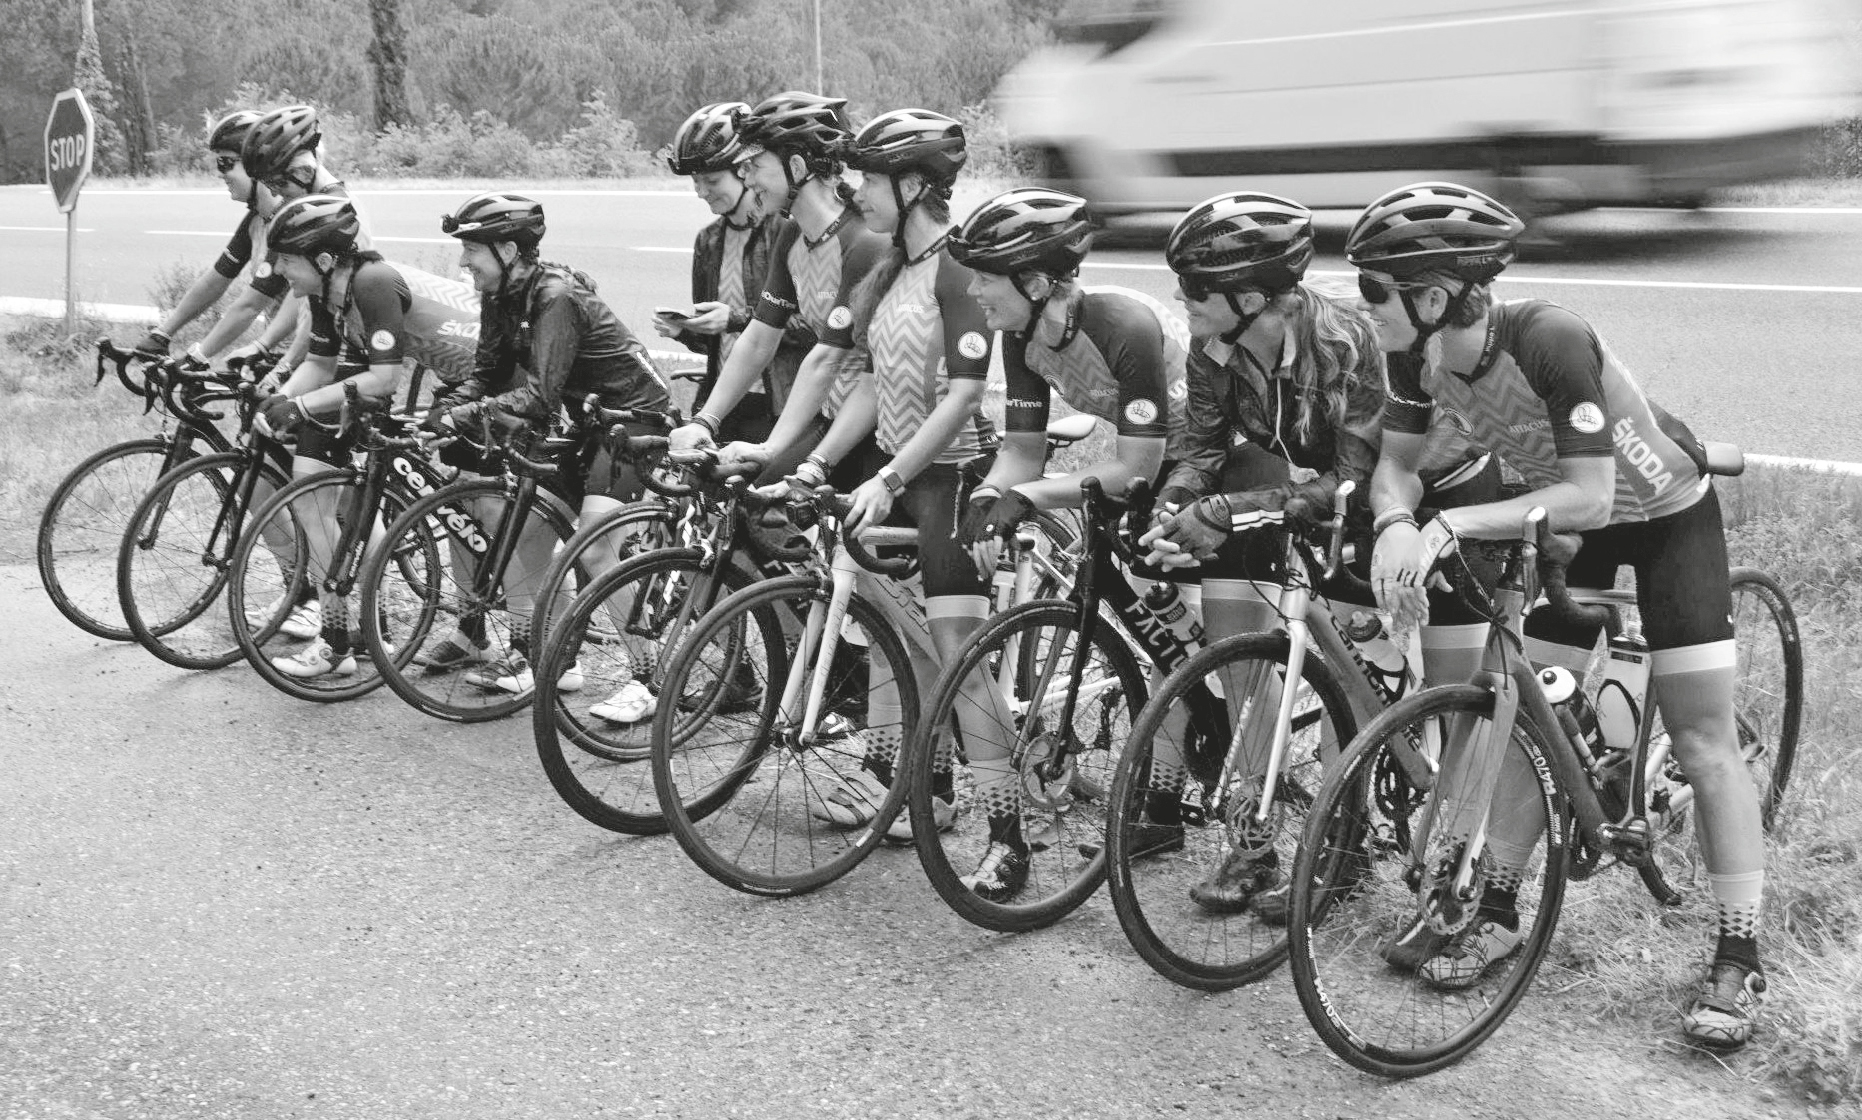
[145,229,223,236]
[1747,453,1862,476]
[0,296,161,321]
[0,225,93,233]
[633,246,694,253]
[1079,261,1862,295]
[373,236,456,244]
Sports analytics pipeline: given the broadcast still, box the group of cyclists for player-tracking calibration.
[121,93,1769,1056]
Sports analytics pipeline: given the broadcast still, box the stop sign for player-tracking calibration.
[45,88,95,214]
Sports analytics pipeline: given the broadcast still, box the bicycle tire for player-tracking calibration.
[1288,684,1571,1078]
[906,599,1149,932]
[532,547,762,833]
[1634,565,1803,900]
[530,499,676,645]
[38,438,191,640]
[1107,631,1355,990]
[117,451,290,670]
[228,469,434,703]
[652,574,919,897]
[359,477,579,722]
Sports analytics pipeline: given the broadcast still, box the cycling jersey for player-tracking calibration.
[756,208,887,416]
[677,213,817,412]
[1002,286,1189,445]
[863,248,995,465]
[1383,298,1705,524]
[214,205,287,301]
[451,262,671,423]
[304,257,473,384]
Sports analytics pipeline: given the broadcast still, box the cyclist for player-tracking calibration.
[251,195,480,677]
[656,100,816,444]
[954,186,1188,552]
[1136,191,1498,918]
[769,108,1023,893]
[129,110,285,366]
[433,190,674,699]
[666,91,887,483]
[1353,181,1765,1050]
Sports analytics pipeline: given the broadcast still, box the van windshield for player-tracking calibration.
[1052,0,1177,51]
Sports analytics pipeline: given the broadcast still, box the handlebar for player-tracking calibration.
[94,339,155,398]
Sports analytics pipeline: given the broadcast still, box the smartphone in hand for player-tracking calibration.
[654,307,695,322]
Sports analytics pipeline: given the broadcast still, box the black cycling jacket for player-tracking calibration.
[443,262,671,425]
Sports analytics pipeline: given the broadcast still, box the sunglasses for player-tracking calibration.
[1178,276,1258,303]
[214,155,240,173]
[1356,273,1438,305]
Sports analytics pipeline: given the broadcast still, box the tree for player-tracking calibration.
[75,0,130,174]
[368,0,414,129]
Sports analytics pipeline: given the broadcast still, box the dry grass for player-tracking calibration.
[1535,465,1862,1106]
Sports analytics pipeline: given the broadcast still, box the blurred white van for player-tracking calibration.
[993,0,1861,214]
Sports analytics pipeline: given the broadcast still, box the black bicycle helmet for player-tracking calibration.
[740,91,853,158]
[241,105,322,181]
[1166,192,1314,294]
[949,188,1095,277]
[441,191,547,251]
[208,109,263,155]
[666,101,752,175]
[841,109,967,180]
[1345,181,1524,281]
[267,194,360,258]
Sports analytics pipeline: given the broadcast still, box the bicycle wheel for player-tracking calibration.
[38,438,190,640]
[1107,632,1355,990]
[530,499,675,645]
[532,547,762,833]
[906,600,1148,932]
[228,470,433,703]
[360,478,578,722]
[1635,566,1803,900]
[117,452,290,670]
[1288,685,1571,1078]
[652,574,919,897]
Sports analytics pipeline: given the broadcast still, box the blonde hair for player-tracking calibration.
[1270,282,1379,442]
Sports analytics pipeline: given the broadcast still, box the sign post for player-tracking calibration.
[45,88,96,333]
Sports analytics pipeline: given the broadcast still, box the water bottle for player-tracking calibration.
[1538,666,1605,766]
[1344,610,1409,700]
[1143,580,1204,647]
[1595,626,1651,750]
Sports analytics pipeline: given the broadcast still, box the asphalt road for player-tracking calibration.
[0,564,1794,1119]
[1,183,1858,462]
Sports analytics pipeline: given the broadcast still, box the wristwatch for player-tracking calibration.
[877,465,904,495]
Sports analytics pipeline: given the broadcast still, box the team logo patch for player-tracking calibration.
[957,331,988,360]
[827,306,853,330]
[1569,402,1605,434]
[1168,379,1188,402]
[255,262,273,279]
[371,330,396,351]
[1124,398,1158,425]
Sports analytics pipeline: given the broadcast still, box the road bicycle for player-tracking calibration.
[531,449,813,836]
[38,342,244,640]
[901,478,1230,933]
[226,387,449,702]
[646,483,953,897]
[357,412,588,722]
[534,415,1095,841]
[1105,481,1401,988]
[114,368,299,670]
[1286,455,1801,1077]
